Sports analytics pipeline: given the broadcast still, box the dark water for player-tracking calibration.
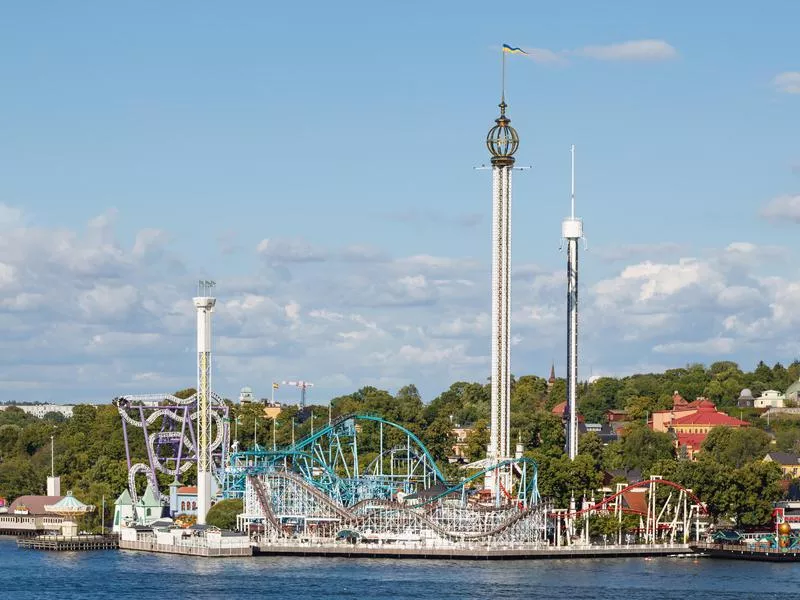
[2,538,798,600]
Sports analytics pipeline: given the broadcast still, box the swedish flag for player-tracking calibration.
[502,44,527,55]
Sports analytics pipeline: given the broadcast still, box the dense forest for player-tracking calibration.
[1,360,798,530]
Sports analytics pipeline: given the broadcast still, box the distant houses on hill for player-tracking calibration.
[0,404,76,419]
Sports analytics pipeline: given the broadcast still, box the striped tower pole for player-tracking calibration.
[193,281,216,524]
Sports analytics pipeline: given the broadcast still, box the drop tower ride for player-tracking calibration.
[485,89,519,495]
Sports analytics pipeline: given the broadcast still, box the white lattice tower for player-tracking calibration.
[563,145,584,461]
[193,281,216,524]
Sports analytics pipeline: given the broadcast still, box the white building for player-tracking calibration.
[0,404,75,418]
[755,390,785,409]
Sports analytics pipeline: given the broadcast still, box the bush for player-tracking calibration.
[205,498,243,530]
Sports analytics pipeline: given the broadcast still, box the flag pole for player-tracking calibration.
[502,46,506,102]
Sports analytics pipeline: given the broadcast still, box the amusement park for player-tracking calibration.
[5,45,799,567]
[94,57,792,561]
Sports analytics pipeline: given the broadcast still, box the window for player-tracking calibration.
[192,501,197,510]
[181,501,186,511]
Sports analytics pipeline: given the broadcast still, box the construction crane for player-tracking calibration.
[280,380,314,409]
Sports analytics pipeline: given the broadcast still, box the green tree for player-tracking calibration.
[701,427,771,468]
[0,457,41,498]
[420,417,456,463]
[727,461,783,527]
[577,432,604,470]
[464,419,489,461]
[620,424,675,472]
[206,498,244,530]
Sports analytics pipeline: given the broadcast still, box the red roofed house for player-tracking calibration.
[551,401,585,423]
[176,486,198,515]
[670,402,749,460]
[649,391,709,433]
[647,392,749,459]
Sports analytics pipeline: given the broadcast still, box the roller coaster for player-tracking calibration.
[114,401,710,547]
[230,414,548,546]
[113,393,230,503]
[551,476,709,546]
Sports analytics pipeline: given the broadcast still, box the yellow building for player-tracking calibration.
[764,451,800,478]
[263,403,282,419]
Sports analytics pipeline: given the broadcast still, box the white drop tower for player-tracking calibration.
[485,96,519,497]
[193,279,216,524]
[562,145,584,460]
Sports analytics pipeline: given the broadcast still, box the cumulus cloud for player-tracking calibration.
[773,72,800,94]
[760,194,800,222]
[3,200,800,404]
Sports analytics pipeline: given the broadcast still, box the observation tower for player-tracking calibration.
[562,146,584,460]
[485,95,519,494]
[194,280,216,524]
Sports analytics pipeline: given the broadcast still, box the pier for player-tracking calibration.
[119,538,252,557]
[17,534,119,551]
[254,541,694,560]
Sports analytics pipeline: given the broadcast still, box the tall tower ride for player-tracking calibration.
[486,97,519,484]
[193,280,216,524]
[562,146,583,460]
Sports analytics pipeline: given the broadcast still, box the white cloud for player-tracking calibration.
[0,204,24,229]
[760,194,800,222]
[773,72,800,94]
[4,200,800,405]
[513,39,678,65]
[573,39,678,61]
[521,47,568,65]
[257,237,327,263]
[653,337,736,355]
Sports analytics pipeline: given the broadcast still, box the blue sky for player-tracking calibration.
[0,1,798,404]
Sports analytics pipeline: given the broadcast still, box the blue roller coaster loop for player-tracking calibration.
[223,413,540,507]
[289,413,447,482]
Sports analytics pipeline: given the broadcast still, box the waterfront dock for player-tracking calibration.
[17,534,118,551]
[119,538,252,557]
[691,542,800,562]
[254,541,694,560]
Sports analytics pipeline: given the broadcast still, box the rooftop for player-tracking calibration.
[765,451,800,465]
[9,495,64,516]
[671,409,749,427]
[675,432,708,448]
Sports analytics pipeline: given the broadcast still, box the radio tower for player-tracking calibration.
[193,280,216,524]
[562,146,584,460]
[485,79,519,497]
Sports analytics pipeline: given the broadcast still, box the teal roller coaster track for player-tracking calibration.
[224,413,540,509]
